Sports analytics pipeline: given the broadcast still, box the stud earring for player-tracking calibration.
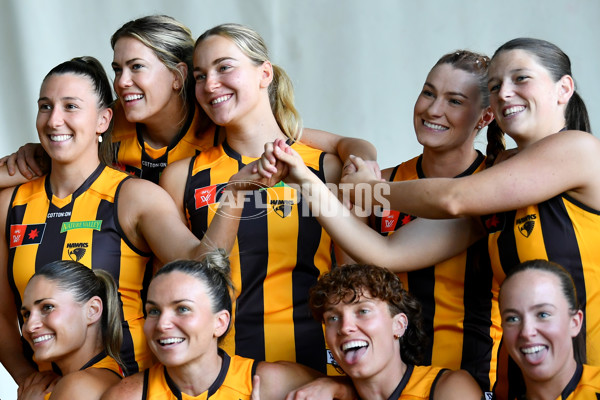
[393,334,400,340]
[477,125,482,129]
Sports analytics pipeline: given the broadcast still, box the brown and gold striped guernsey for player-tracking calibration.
[7,164,152,374]
[184,140,333,373]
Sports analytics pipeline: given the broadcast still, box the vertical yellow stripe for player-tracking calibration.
[514,206,548,261]
[264,185,297,362]
[64,195,99,266]
[430,253,466,370]
[564,201,600,365]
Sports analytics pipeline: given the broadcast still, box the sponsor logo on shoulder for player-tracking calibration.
[9,224,46,248]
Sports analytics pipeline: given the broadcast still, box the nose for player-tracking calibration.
[426,97,444,118]
[115,69,132,90]
[23,312,42,335]
[204,72,220,93]
[338,315,357,336]
[47,107,64,129]
[156,311,174,331]
[519,316,537,339]
[497,81,514,101]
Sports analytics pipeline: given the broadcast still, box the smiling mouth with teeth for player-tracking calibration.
[32,334,54,344]
[503,106,525,117]
[521,345,546,354]
[211,94,231,105]
[124,94,144,102]
[158,338,185,346]
[423,120,448,131]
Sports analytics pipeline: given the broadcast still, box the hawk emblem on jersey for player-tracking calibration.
[9,224,46,248]
[68,247,87,262]
[271,200,295,218]
[516,214,537,238]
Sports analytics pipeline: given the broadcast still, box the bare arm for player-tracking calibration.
[0,165,31,188]
[0,143,47,180]
[256,361,355,400]
[49,369,121,400]
[259,140,484,272]
[301,128,378,163]
[0,187,38,385]
[100,372,143,400]
[158,158,192,225]
[344,130,600,218]
[433,370,483,400]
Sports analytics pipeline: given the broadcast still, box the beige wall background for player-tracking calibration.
[1,0,598,397]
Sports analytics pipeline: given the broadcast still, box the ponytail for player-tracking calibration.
[93,270,124,372]
[270,65,302,141]
[566,91,592,133]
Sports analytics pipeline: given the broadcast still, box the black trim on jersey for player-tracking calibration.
[136,104,195,153]
[562,193,600,215]
[207,349,231,398]
[112,175,152,258]
[213,125,221,147]
[388,164,400,181]
[142,368,150,400]
[407,267,435,364]
[80,351,107,370]
[387,364,415,400]
[416,150,485,179]
[429,368,450,400]
[561,363,583,399]
[461,238,494,391]
[162,349,232,399]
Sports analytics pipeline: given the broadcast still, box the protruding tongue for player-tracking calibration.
[523,346,547,364]
[344,346,368,364]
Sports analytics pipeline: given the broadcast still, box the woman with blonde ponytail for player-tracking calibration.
[159,23,343,374]
[18,260,123,400]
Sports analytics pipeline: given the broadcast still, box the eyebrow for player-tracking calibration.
[37,96,83,103]
[501,303,557,314]
[146,299,195,306]
[111,58,145,68]
[423,82,468,99]
[193,57,237,72]
[20,297,53,311]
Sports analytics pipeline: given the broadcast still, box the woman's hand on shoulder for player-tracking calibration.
[0,143,47,180]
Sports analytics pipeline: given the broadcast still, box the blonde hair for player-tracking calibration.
[196,23,302,141]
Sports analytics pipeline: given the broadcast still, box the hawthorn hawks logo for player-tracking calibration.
[517,214,537,238]
[270,200,294,218]
[67,242,89,262]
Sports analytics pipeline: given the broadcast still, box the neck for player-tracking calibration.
[165,347,223,397]
[54,332,103,375]
[141,96,189,149]
[523,358,578,400]
[420,146,479,178]
[513,116,567,150]
[354,358,407,400]
[49,159,101,199]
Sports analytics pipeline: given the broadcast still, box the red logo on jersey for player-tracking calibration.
[380,210,400,233]
[10,224,46,248]
[194,185,218,209]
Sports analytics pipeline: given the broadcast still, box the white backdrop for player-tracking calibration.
[1,0,599,398]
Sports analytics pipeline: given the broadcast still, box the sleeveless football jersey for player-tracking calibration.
[183,141,333,373]
[142,350,255,400]
[372,152,501,391]
[387,364,447,400]
[111,102,218,183]
[484,194,600,399]
[7,164,152,374]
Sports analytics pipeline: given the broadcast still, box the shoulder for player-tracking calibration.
[52,369,121,400]
[433,369,482,400]
[160,157,194,189]
[101,371,145,400]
